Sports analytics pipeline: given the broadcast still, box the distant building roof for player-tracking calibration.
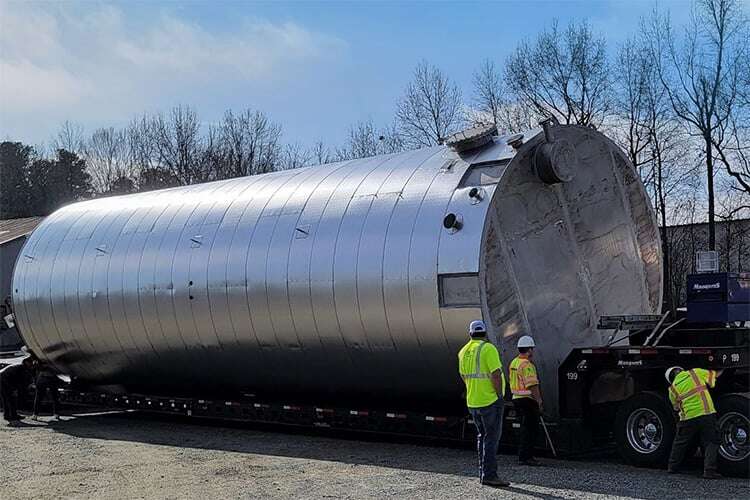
[0,217,43,246]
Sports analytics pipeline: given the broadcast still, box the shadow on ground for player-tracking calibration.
[36,410,749,500]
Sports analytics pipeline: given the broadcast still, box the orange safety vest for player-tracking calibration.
[509,355,539,399]
[668,368,717,421]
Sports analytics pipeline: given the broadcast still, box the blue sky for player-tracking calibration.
[0,0,697,149]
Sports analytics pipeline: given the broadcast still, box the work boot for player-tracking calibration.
[703,470,722,480]
[481,477,510,488]
[519,458,542,466]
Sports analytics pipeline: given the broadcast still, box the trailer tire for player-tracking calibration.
[615,392,675,468]
[716,394,750,478]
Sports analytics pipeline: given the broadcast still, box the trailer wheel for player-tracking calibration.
[716,394,750,477]
[615,392,675,467]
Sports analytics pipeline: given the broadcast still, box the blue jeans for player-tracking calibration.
[468,399,504,482]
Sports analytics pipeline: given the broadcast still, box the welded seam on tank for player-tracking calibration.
[163,181,235,362]
[11,218,49,353]
[605,136,663,313]
[59,208,118,379]
[182,179,256,351]
[242,169,313,351]
[151,181,248,360]
[244,170,315,351]
[353,149,432,353]
[134,194,191,361]
[152,184,207,359]
[12,217,60,368]
[433,145,501,351]
[380,147,455,356]
[405,150,462,354]
[22,214,69,371]
[282,160,359,351]
[335,152,407,352]
[91,210,151,376]
[303,161,370,369]
[377,148,449,365]
[110,195,173,373]
[607,148,651,312]
[223,171,297,351]
[220,172,289,349]
[93,206,145,373]
[200,174,270,351]
[141,183,208,361]
[99,191,169,372]
[485,151,535,342]
[157,182,226,354]
[62,210,114,374]
[327,154,395,355]
[61,208,115,378]
[131,187,218,382]
[263,165,332,351]
[101,207,146,365]
[552,181,598,341]
[303,156,393,375]
[172,180,244,349]
[132,185,212,363]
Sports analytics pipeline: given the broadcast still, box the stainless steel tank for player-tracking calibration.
[11,124,662,414]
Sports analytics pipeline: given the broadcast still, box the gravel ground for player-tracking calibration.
[0,411,747,499]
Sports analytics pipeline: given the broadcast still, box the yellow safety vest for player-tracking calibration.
[509,355,539,400]
[458,339,505,408]
[668,368,717,421]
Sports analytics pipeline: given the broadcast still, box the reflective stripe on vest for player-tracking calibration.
[707,369,716,388]
[510,358,533,396]
[462,341,492,380]
[670,369,712,419]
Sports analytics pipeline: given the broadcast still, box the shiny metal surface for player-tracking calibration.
[12,125,661,412]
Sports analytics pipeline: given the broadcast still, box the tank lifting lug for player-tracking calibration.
[533,116,576,185]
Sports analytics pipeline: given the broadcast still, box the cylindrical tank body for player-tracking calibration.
[12,125,661,414]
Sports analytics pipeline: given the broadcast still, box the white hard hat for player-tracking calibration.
[517,335,536,348]
[468,320,487,335]
[665,366,683,384]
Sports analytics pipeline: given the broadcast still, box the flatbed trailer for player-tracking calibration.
[13,305,750,476]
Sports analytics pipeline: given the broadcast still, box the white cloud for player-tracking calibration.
[0,1,346,140]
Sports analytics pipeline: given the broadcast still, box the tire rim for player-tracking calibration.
[626,408,663,454]
[718,411,750,462]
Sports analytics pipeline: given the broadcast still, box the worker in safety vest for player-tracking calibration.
[509,335,543,466]
[458,320,510,488]
[665,366,723,479]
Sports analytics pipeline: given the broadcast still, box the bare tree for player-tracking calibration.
[504,20,611,127]
[713,108,750,194]
[615,32,709,312]
[279,142,312,170]
[337,119,404,160]
[52,121,86,155]
[151,105,206,185]
[86,127,135,193]
[216,109,282,179]
[614,38,653,174]
[127,115,158,173]
[646,0,748,249]
[396,61,463,147]
[471,59,504,128]
[309,141,334,166]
